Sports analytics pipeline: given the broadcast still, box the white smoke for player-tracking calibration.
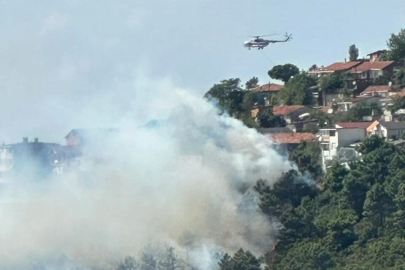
[0,76,292,269]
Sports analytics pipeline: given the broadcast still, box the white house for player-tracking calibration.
[367,120,405,140]
[318,122,372,170]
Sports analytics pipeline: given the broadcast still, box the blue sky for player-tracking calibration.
[0,0,404,141]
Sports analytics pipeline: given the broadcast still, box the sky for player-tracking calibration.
[0,0,404,143]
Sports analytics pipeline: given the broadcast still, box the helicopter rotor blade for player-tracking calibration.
[249,33,278,38]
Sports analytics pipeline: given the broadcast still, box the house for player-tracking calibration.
[367,120,405,140]
[249,83,284,105]
[0,137,62,177]
[334,95,383,112]
[318,122,372,168]
[266,132,317,153]
[351,61,396,81]
[359,85,392,97]
[367,50,387,63]
[65,128,119,147]
[309,61,363,75]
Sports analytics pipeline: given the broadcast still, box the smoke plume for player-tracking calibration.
[0,78,292,269]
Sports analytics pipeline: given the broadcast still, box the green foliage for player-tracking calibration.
[254,136,405,270]
[291,141,322,181]
[318,73,345,94]
[117,256,138,270]
[372,74,390,85]
[219,250,261,270]
[278,73,316,105]
[393,68,405,87]
[387,28,405,61]
[204,78,245,117]
[245,77,259,90]
[349,44,359,61]
[256,107,286,128]
[346,102,382,122]
[268,64,300,83]
[390,96,405,113]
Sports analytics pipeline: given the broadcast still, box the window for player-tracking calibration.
[329,130,336,137]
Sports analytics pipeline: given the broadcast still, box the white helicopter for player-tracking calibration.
[244,33,292,50]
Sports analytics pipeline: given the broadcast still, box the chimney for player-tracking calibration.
[34,138,38,143]
[23,137,28,143]
[344,58,347,63]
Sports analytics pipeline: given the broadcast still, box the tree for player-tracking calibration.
[230,249,261,270]
[291,141,322,181]
[346,102,382,122]
[116,256,138,270]
[356,135,385,155]
[159,247,184,270]
[393,68,405,87]
[245,77,259,90]
[278,73,316,105]
[268,64,300,83]
[256,107,286,128]
[387,28,405,62]
[363,184,395,227]
[323,162,349,192]
[373,74,390,85]
[204,78,245,117]
[349,44,359,61]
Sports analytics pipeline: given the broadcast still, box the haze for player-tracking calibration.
[0,0,404,142]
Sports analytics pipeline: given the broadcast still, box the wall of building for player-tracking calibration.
[383,127,405,140]
[338,128,367,146]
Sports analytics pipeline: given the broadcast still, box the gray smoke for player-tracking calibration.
[0,83,292,269]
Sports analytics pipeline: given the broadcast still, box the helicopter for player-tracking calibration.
[244,33,292,50]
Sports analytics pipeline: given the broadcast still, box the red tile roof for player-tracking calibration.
[347,95,379,103]
[312,61,362,73]
[336,122,372,129]
[366,120,379,132]
[361,85,391,94]
[250,83,284,92]
[267,132,317,144]
[273,105,304,115]
[352,61,395,72]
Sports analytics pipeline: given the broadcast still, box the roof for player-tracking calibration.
[257,127,293,134]
[347,95,380,103]
[336,122,373,129]
[250,83,284,92]
[361,85,391,94]
[367,50,387,56]
[311,61,362,73]
[380,121,405,130]
[273,105,304,115]
[352,61,395,72]
[65,128,119,139]
[267,132,317,144]
[366,120,379,132]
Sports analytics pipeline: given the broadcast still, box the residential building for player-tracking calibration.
[0,138,61,177]
[309,61,363,75]
[367,120,405,140]
[359,85,393,97]
[65,128,119,148]
[266,132,318,154]
[249,83,284,105]
[351,61,397,81]
[367,50,387,63]
[318,122,372,169]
